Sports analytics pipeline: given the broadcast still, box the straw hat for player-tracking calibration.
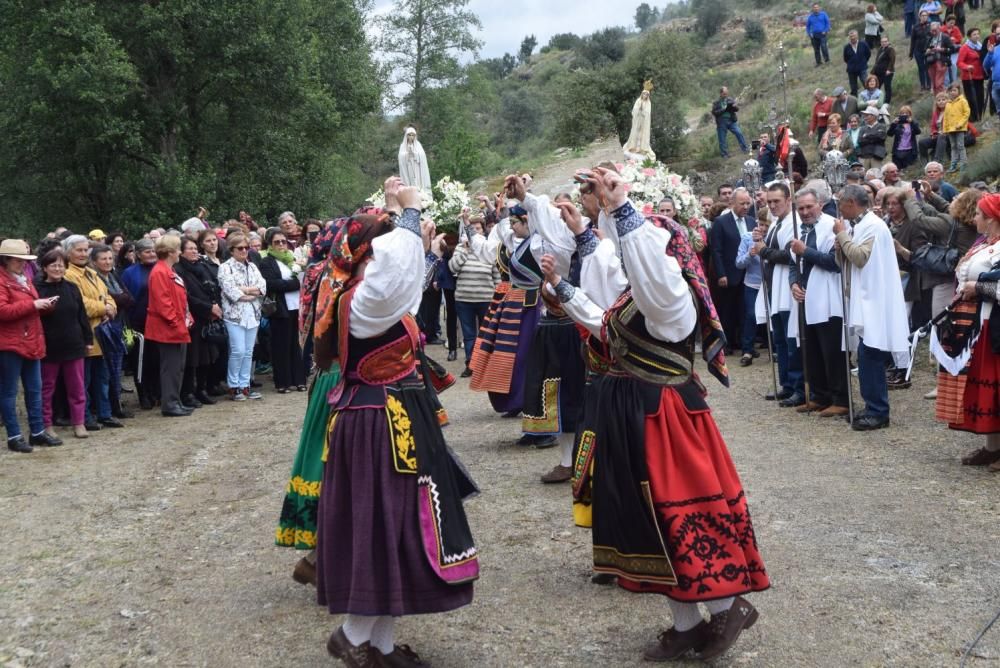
[0,239,36,260]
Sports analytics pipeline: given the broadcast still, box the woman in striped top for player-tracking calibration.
[449,217,500,377]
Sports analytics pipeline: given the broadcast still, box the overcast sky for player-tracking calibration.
[370,0,661,59]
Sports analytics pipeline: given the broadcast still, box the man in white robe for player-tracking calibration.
[834,184,910,430]
[754,182,805,404]
[788,189,849,417]
[397,126,432,192]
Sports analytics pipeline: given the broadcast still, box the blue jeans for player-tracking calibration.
[857,339,892,417]
[455,300,489,363]
[772,311,804,395]
[84,356,111,421]
[904,12,915,37]
[225,322,258,389]
[741,285,760,355]
[717,119,748,157]
[0,351,44,439]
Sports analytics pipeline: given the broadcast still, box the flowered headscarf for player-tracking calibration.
[646,213,729,387]
[299,220,345,349]
[312,210,392,369]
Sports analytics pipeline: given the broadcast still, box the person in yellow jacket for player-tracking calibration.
[942,83,971,173]
[63,235,123,430]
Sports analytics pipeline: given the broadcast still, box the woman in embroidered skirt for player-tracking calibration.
[275,222,343,586]
[934,193,1000,471]
[315,180,478,668]
[466,199,541,416]
[544,169,769,663]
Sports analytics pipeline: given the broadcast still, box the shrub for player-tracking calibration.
[961,139,1000,186]
[744,19,766,45]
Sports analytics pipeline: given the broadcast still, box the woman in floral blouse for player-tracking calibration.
[217,231,267,401]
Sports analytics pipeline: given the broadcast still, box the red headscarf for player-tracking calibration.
[978,193,1000,222]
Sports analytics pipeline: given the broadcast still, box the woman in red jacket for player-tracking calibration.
[0,239,62,452]
[957,27,987,121]
[146,235,193,417]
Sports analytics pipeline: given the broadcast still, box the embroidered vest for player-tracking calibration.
[336,289,421,386]
[603,290,695,386]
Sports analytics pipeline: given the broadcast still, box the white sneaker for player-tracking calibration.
[245,388,263,400]
[923,387,938,400]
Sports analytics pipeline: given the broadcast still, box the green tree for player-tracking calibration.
[635,3,660,32]
[578,27,628,66]
[518,35,537,64]
[547,33,583,51]
[0,0,381,237]
[377,0,483,124]
[693,0,730,39]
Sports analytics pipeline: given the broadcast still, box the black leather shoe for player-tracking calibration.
[99,417,124,428]
[112,408,135,419]
[7,436,32,453]
[764,388,794,401]
[139,397,154,410]
[30,432,63,447]
[533,436,558,449]
[84,421,103,432]
[207,385,227,397]
[447,350,457,361]
[181,395,202,409]
[851,414,890,431]
[161,406,193,417]
[778,393,806,408]
[194,391,217,405]
[460,366,473,378]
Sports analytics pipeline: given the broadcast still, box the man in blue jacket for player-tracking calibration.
[843,30,872,96]
[903,0,916,37]
[806,3,831,66]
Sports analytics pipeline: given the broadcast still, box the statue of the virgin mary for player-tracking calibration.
[398,126,432,192]
[623,81,655,161]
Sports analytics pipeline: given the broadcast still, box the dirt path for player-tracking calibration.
[1,350,999,667]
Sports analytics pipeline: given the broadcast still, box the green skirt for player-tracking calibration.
[275,365,340,549]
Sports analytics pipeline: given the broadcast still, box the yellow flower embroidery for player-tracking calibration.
[385,395,417,473]
[286,476,322,498]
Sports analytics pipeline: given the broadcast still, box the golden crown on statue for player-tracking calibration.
[643,79,654,92]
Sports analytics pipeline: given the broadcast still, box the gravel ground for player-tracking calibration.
[1,347,998,668]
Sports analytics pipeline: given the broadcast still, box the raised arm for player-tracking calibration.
[349,205,424,338]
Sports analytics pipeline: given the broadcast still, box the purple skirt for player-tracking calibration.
[488,298,541,414]
[316,406,474,616]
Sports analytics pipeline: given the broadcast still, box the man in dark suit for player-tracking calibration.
[710,188,753,352]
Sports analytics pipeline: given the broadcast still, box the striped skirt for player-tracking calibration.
[469,286,541,413]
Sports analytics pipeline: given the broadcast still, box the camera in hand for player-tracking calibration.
[751,139,761,151]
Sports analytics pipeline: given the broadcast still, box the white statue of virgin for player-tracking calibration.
[398,126,432,192]
[623,81,655,161]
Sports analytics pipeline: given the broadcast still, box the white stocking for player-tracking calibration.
[705,597,735,616]
[369,616,396,655]
[666,599,705,632]
[342,615,377,647]
[304,549,317,565]
[559,433,574,468]
[987,434,1000,452]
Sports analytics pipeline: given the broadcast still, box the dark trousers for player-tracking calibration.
[915,52,930,89]
[848,69,867,97]
[880,72,894,104]
[158,342,187,412]
[442,289,457,353]
[269,313,305,389]
[963,79,986,122]
[811,34,830,64]
[455,300,489,363]
[805,318,849,408]
[418,287,441,340]
[741,285,760,354]
[714,283,744,352]
[84,356,111,422]
[773,310,804,395]
[904,11,915,37]
[130,332,160,403]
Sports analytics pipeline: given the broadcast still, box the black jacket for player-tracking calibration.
[258,255,301,319]
[709,211,750,285]
[856,121,888,159]
[34,278,93,363]
[175,257,221,323]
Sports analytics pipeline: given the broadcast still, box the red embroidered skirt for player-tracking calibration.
[948,321,1000,434]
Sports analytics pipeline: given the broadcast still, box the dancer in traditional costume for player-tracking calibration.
[933,193,1000,469]
[478,177,585,481]
[314,180,478,668]
[542,168,769,662]
[275,221,343,586]
[467,195,541,416]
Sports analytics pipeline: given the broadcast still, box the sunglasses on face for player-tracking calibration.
[232,246,249,251]
[272,239,288,246]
